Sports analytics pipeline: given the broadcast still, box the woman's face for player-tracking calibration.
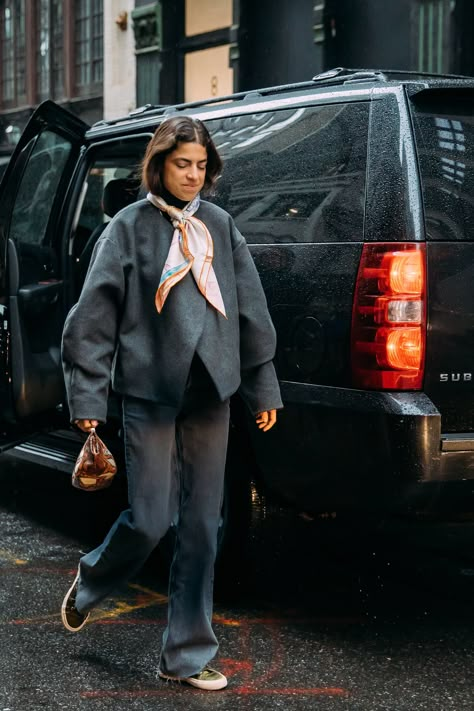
[162,141,207,202]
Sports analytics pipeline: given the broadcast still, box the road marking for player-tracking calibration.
[128,582,168,604]
[10,613,58,625]
[5,575,363,628]
[0,549,28,566]
[233,687,349,696]
[7,582,168,626]
[89,583,168,622]
[210,613,241,627]
[81,687,349,698]
[3,564,352,701]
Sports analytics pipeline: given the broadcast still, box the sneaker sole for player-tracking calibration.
[61,570,90,633]
[158,670,228,691]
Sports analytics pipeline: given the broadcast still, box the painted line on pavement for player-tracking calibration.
[2,563,352,700]
[80,687,350,698]
[6,573,363,627]
[7,582,168,626]
[0,549,28,565]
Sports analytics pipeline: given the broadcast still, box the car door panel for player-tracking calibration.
[7,239,63,418]
[0,101,87,439]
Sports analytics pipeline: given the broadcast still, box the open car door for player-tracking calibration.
[0,101,87,450]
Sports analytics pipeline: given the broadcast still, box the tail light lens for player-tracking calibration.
[351,243,426,389]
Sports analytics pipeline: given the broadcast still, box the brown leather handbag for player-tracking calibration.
[72,428,117,491]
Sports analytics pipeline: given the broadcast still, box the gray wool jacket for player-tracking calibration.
[61,198,283,423]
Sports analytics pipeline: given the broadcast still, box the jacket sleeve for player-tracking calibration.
[231,221,283,415]
[61,236,125,423]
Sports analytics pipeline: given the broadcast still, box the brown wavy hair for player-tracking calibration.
[141,116,222,196]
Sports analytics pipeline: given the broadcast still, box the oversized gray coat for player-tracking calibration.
[62,198,283,423]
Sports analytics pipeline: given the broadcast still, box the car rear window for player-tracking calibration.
[410,91,474,241]
[207,101,369,244]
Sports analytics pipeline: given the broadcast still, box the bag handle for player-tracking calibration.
[88,427,100,456]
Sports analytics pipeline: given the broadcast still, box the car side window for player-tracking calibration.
[70,139,148,297]
[9,130,72,247]
[73,162,140,263]
[208,102,370,244]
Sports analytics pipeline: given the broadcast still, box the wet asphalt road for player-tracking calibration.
[0,455,473,711]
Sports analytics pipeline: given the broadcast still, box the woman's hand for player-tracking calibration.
[256,409,277,432]
[74,419,99,433]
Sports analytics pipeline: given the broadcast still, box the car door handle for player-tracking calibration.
[18,280,63,315]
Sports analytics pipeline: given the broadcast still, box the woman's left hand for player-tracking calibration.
[256,409,277,432]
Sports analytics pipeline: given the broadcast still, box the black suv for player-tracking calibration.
[1,68,473,531]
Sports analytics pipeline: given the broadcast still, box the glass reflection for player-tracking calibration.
[412,97,474,241]
[209,103,370,244]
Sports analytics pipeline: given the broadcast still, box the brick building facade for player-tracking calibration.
[0,0,473,169]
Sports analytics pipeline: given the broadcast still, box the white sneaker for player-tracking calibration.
[159,666,228,691]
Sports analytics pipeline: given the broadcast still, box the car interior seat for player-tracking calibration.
[76,177,140,288]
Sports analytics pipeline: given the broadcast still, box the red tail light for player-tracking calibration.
[351,243,426,389]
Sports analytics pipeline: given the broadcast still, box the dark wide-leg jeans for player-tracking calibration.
[74,390,230,678]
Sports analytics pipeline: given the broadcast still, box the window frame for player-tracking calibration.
[0,0,104,110]
[74,0,104,98]
[0,0,27,109]
[413,0,450,74]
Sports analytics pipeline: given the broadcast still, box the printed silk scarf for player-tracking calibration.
[147,192,227,318]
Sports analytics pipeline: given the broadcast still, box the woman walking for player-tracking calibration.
[60,116,282,691]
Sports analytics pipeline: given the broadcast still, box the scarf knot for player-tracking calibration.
[147,192,227,318]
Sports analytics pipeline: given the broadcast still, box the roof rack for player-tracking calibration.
[91,81,318,127]
[91,67,390,128]
[92,103,170,128]
[378,68,474,81]
[311,67,387,83]
[90,66,473,129]
[313,66,474,83]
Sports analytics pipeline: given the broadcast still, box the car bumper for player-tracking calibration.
[252,382,474,514]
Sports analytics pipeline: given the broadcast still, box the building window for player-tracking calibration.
[52,0,64,97]
[416,0,449,73]
[185,45,233,103]
[1,0,105,112]
[75,0,104,93]
[37,0,50,100]
[1,1,26,107]
[183,0,234,103]
[36,0,64,101]
[185,0,232,36]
